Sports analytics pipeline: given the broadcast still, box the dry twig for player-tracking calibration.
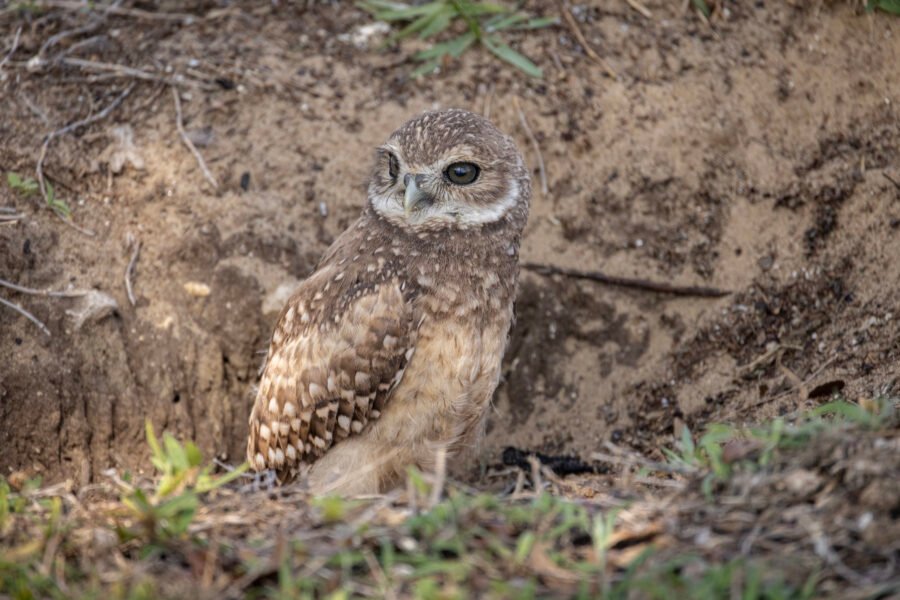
[32,0,198,22]
[512,96,548,197]
[0,25,22,72]
[34,17,106,62]
[57,57,215,89]
[19,91,52,126]
[0,296,51,336]
[0,207,25,223]
[523,262,731,297]
[751,356,838,408]
[592,446,695,476]
[0,276,90,298]
[36,83,135,235]
[884,171,900,192]
[124,234,141,306]
[172,86,218,189]
[625,0,653,18]
[559,1,617,79]
[737,343,803,379]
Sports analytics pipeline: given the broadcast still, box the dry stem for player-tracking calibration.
[172,86,219,189]
[512,96,548,197]
[124,234,141,306]
[625,0,653,18]
[36,83,135,235]
[0,25,22,72]
[0,296,51,336]
[0,277,90,298]
[523,262,731,298]
[559,1,617,79]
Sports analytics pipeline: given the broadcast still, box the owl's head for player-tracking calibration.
[368,109,530,230]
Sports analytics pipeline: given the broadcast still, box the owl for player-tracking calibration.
[247,108,531,495]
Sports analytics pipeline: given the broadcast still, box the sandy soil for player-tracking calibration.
[1,1,898,492]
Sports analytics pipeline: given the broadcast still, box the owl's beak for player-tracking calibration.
[403,174,431,214]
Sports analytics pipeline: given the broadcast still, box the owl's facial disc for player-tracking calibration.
[368,109,529,230]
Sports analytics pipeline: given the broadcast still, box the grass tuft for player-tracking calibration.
[1,399,895,598]
[357,0,556,78]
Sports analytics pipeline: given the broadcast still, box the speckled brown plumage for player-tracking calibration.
[247,109,531,494]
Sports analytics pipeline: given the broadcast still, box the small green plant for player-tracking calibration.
[6,172,39,196]
[43,180,70,219]
[867,0,900,15]
[120,420,247,540]
[663,398,896,495]
[7,171,71,218]
[691,0,711,18]
[358,0,557,78]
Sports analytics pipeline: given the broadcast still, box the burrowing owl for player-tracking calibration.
[247,109,531,495]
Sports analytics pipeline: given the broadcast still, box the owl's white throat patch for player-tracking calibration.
[370,179,519,228]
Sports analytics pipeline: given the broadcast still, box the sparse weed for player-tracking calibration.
[663,397,897,494]
[119,420,247,541]
[691,0,711,18]
[6,171,39,196]
[6,171,71,218]
[867,0,900,15]
[613,555,818,600]
[358,0,557,78]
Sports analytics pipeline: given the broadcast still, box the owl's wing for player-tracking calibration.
[247,273,416,481]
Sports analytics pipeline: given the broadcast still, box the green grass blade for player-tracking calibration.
[483,36,542,77]
[519,16,559,29]
[145,420,165,465]
[363,1,444,21]
[484,12,529,32]
[410,57,442,78]
[873,0,900,14]
[418,8,453,38]
[386,8,445,44]
[691,0,711,17]
[163,434,189,470]
[457,1,509,16]
[415,31,476,60]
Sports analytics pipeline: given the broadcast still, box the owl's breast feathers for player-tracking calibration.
[247,210,520,481]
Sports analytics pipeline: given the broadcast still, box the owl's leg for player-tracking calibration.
[307,437,403,496]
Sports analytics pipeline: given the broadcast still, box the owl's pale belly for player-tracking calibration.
[307,312,512,494]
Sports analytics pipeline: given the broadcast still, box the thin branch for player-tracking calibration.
[512,96,548,197]
[884,171,900,192]
[172,86,218,189]
[625,0,653,18]
[0,277,90,298]
[750,356,838,409]
[58,57,215,89]
[33,0,199,22]
[0,26,22,72]
[559,1,617,79]
[523,262,731,298]
[0,207,25,223]
[591,449,695,475]
[19,91,53,126]
[124,234,141,306]
[36,20,104,62]
[36,83,134,235]
[0,296,51,336]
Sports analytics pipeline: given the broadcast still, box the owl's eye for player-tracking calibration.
[388,153,400,180]
[444,162,480,185]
